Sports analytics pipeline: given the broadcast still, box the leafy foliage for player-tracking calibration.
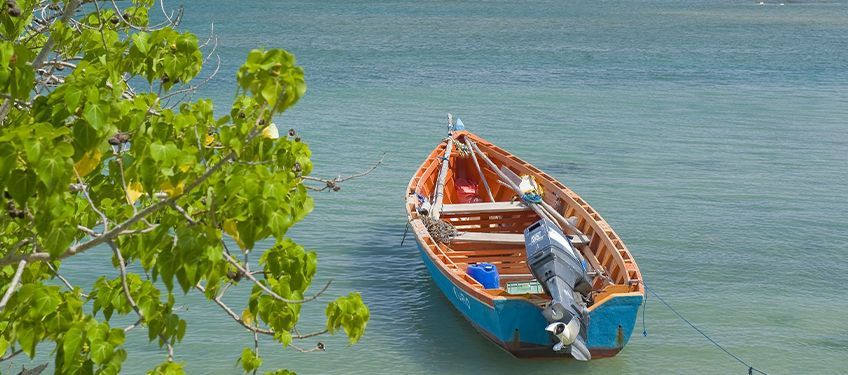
[0,1,368,373]
[326,293,370,344]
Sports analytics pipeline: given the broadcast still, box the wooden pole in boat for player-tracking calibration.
[431,130,454,220]
[494,161,584,236]
[463,139,496,202]
[539,200,581,235]
[467,139,553,222]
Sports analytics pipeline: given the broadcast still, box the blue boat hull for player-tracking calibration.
[418,243,643,358]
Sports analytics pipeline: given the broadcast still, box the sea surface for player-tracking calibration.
[10,0,848,374]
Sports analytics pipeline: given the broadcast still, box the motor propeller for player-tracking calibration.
[545,317,591,361]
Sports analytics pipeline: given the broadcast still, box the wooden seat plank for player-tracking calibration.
[442,201,530,215]
[452,232,526,245]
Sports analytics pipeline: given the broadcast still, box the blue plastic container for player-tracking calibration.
[466,263,500,289]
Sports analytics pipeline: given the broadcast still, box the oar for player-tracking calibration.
[466,139,553,222]
[464,139,495,202]
[498,165,582,236]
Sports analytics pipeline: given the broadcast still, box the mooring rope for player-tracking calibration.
[642,284,768,375]
[400,221,410,246]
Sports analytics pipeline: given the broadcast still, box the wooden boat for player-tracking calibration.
[405,124,644,359]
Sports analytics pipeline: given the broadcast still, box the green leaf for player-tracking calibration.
[90,341,113,364]
[65,86,83,112]
[132,32,151,54]
[35,151,72,190]
[63,326,84,370]
[44,226,76,258]
[84,102,108,131]
[325,292,370,344]
[7,169,35,205]
[147,361,185,375]
[0,142,15,192]
[240,347,262,373]
[277,330,291,347]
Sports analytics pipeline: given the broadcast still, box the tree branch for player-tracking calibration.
[221,251,332,305]
[108,240,174,362]
[46,262,89,299]
[0,260,27,312]
[195,284,329,341]
[0,110,268,267]
[194,284,273,335]
[0,348,23,362]
[301,152,385,192]
[31,0,81,69]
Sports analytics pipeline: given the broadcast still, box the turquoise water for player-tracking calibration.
[12,0,848,373]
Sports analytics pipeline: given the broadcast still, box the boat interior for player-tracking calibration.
[407,132,643,308]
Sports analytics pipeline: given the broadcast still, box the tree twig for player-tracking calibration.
[46,262,89,298]
[195,284,330,340]
[301,152,386,192]
[0,348,23,362]
[108,240,174,362]
[221,252,333,304]
[32,0,81,68]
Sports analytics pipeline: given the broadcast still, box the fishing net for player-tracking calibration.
[420,216,458,243]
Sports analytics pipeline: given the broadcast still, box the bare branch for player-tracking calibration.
[302,152,386,192]
[0,348,23,362]
[119,224,159,236]
[169,202,197,225]
[46,262,89,299]
[75,168,109,233]
[0,260,27,312]
[195,284,329,343]
[31,0,82,69]
[162,53,220,103]
[287,342,325,353]
[159,0,183,27]
[195,284,273,335]
[77,225,98,237]
[108,240,174,362]
[124,318,143,333]
[114,149,137,215]
[292,329,329,340]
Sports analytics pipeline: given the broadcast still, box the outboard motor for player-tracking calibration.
[524,218,593,361]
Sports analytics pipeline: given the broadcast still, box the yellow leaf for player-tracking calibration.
[74,150,102,177]
[160,180,184,197]
[204,134,215,147]
[126,182,143,204]
[261,123,279,139]
[241,309,254,326]
[223,219,246,250]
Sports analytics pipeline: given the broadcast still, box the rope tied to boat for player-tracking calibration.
[455,142,471,158]
[642,284,769,375]
[420,215,458,243]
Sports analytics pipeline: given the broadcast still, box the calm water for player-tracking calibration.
[12,0,848,374]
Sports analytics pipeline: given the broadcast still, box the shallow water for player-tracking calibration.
[11,0,848,374]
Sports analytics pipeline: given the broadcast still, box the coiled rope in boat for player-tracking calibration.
[420,216,457,244]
